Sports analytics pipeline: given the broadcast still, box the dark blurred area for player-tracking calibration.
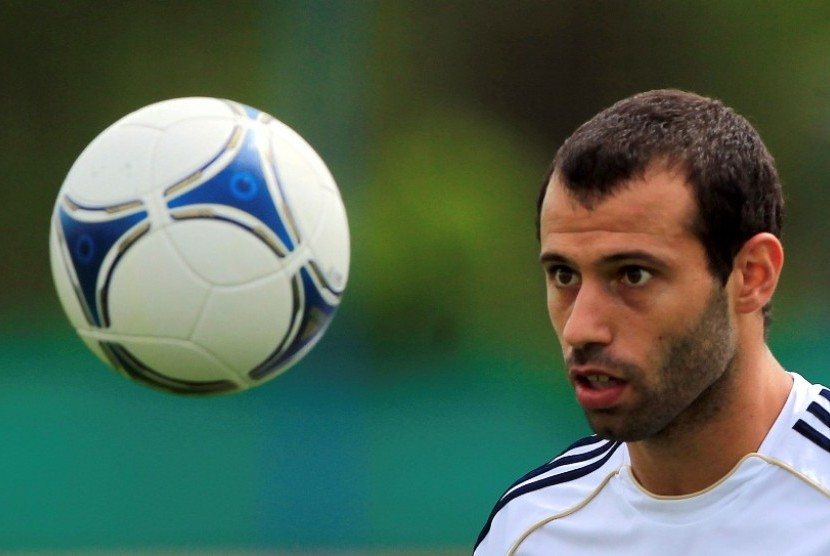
[4,1,830,552]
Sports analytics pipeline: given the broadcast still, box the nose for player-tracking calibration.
[559,282,613,350]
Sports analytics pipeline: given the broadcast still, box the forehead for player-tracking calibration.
[539,167,701,261]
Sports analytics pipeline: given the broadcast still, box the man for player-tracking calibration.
[474,89,830,555]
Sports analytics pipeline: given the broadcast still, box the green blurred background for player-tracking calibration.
[5,1,830,553]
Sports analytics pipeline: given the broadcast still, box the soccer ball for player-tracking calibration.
[49,97,350,395]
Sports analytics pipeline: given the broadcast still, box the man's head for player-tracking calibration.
[537,90,786,441]
[536,89,784,330]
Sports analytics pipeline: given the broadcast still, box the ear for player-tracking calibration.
[731,233,784,315]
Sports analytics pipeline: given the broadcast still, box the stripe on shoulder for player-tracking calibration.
[503,436,620,499]
[474,436,621,550]
[793,387,830,454]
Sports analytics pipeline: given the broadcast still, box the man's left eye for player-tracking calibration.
[620,267,653,287]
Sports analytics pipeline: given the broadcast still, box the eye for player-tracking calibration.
[620,266,653,287]
[549,266,581,288]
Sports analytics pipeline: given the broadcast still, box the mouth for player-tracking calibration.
[578,374,623,389]
[570,369,628,410]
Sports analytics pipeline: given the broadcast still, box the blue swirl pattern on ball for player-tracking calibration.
[166,127,297,254]
[162,123,341,381]
[57,202,148,327]
[250,266,338,380]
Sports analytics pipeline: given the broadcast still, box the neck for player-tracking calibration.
[625,345,792,496]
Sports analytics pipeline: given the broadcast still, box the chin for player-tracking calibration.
[586,412,667,443]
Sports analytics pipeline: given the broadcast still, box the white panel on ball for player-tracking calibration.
[267,120,350,291]
[125,96,232,128]
[153,117,239,192]
[309,192,350,292]
[64,126,161,203]
[106,335,238,384]
[107,230,211,338]
[193,273,297,379]
[165,220,283,285]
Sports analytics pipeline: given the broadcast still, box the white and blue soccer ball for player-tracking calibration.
[49,97,350,395]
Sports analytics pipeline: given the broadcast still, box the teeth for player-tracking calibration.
[586,375,617,389]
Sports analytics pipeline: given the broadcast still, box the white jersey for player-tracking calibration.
[475,373,830,555]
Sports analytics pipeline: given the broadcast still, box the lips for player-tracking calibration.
[570,369,628,410]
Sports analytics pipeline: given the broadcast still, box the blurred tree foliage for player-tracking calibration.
[349,105,548,354]
[5,0,830,360]
[1,0,266,314]
[350,0,830,354]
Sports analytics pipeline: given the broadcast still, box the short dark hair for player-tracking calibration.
[537,89,784,329]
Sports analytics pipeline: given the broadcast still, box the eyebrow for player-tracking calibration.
[539,250,668,269]
[539,252,573,266]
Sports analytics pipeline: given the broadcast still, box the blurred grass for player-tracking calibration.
[0,312,576,551]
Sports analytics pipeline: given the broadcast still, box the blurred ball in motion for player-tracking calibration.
[49,97,350,395]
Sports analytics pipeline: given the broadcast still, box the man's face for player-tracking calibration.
[538,167,738,442]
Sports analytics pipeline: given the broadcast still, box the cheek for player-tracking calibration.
[631,298,714,368]
[545,290,568,334]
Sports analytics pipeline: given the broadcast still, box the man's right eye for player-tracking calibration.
[549,266,581,288]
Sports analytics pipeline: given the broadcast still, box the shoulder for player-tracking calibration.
[474,435,626,555]
[768,373,830,490]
